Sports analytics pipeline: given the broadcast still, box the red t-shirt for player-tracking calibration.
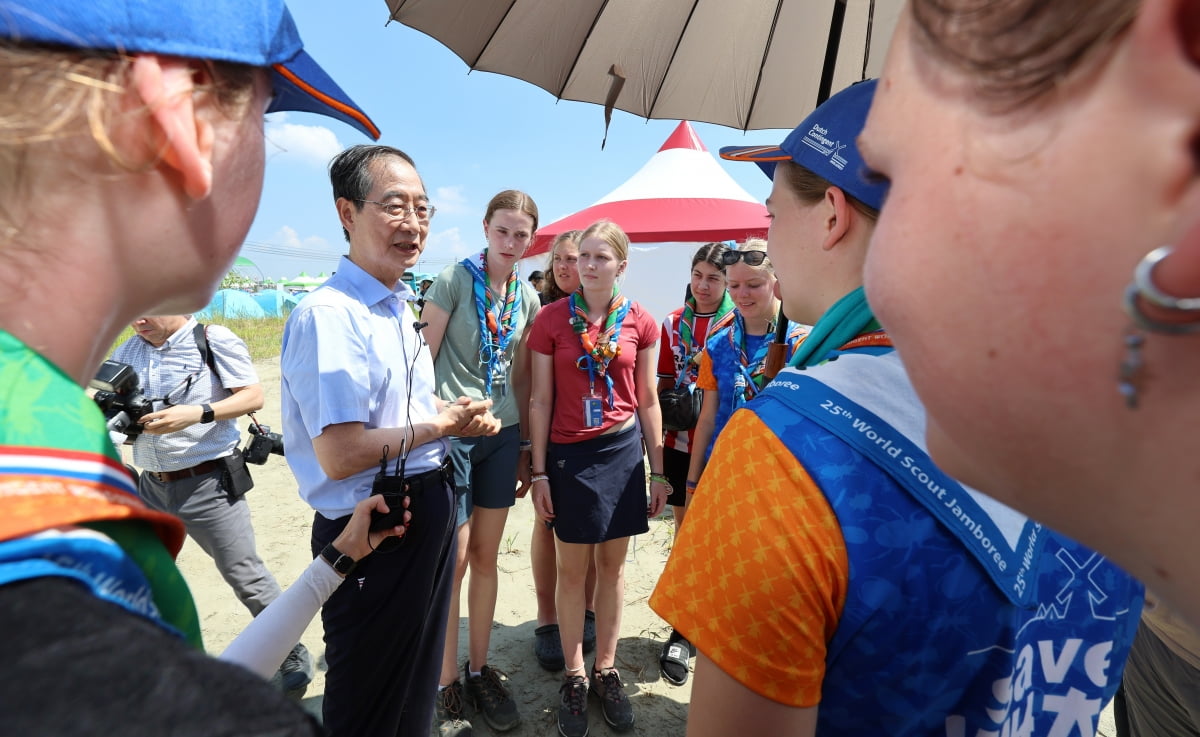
[528,297,659,444]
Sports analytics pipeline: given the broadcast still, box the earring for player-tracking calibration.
[1117,328,1145,409]
[1123,245,1200,335]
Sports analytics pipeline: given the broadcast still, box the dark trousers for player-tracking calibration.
[311,477,457,737]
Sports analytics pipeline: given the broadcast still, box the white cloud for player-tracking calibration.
[272,225,335,253]
[433,185,471,216]
[265,115,342,167]
[424,226,475,266]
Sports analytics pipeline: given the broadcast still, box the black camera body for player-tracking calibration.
[244,422,285,465]
[90,360,153,438]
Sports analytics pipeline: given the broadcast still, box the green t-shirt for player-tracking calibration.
[425,263,539,427]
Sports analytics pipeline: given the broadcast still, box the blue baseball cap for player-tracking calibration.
[721,79,886,211]
[1,0,380,140]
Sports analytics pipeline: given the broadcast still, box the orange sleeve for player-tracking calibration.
[696,350,717,391]
[650,409,848,708]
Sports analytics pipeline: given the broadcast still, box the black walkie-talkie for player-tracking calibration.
[369,444,410,551]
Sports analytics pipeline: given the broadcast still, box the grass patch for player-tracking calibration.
[107,315,288,362]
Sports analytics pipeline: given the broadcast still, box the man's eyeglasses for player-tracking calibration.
[721,250,769,266]
[357,200,437,222]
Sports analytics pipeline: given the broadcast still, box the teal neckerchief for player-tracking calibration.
[787,286,881,369]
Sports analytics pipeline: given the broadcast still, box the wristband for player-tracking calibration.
[685,480,698,492]
[519,439,532,451]
[531,474,549,484]
[649,472,672,488]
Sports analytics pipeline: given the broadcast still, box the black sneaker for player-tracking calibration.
[590,666,634,732]
[434,681,473,737]
[558,674,590,737]
[464,663,521,732]
[277,642,314,695]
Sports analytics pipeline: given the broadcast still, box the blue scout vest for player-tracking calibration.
[749,350,1142,737]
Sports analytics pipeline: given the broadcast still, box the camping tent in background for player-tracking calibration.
[252,288,303,317]
[282,272,327,290]
[521,121,768,324]
[195,289,267,320]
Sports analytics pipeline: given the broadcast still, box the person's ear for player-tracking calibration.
[821,187,852,251]
[1123,0,1200,297]
[337,198,360,238]
[130,54,214,200]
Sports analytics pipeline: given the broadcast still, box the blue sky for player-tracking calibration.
[243,0,789,282]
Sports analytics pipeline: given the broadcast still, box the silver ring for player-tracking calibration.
[1133,246,1200,312]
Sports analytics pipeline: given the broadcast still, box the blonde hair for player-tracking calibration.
[579,220,630,262]
[485,189,539,232]
[0,44,257,240]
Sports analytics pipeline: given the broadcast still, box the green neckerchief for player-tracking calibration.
[83,520,204,649]
[787,286,882,369]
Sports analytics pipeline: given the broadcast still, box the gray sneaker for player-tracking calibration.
[434,681,473,737]
[464,663,521,732]
[277,643,314,696]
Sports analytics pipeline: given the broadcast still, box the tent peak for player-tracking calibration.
[658,121,705,153]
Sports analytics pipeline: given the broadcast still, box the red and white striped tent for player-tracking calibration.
[523,121,768,322]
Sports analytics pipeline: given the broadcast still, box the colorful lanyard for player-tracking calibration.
[676,293,735,386]
[461,251,522,397]
[570,289,630,408]
[729,312,776,402]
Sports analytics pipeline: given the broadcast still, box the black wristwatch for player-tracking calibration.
[320,542,357,576]
[199,403,215,424]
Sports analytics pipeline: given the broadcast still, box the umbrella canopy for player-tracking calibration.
[526,121,767,257]
[384,0,900,131]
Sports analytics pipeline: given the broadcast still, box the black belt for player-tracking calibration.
[398,459,452,496]
[149,458,223,483]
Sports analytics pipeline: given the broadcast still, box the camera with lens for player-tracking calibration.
[244,420,285,465]
[90,360,154,438]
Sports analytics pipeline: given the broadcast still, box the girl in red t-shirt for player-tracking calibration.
[528,220,667,736]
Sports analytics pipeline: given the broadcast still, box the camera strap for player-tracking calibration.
[192,323,220,380]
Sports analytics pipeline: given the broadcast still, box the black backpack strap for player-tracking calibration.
[192,322,219,379]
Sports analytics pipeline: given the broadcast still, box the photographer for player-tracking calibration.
[111,314,313,694]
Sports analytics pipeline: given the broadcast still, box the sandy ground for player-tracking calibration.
[173,356,1119,737]
[174,356,691,736]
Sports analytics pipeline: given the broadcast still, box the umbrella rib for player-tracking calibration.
[643,0,702,121]
[742,0,788,133]
[471,0,522,68]
[817,0,849,105]
[560,0,616,98]
[861,0,876,79]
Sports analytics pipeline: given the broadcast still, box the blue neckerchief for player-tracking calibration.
[788,285,879,368]
[729,311,773,407]
[461,253,522,397]
[570,291,631,409]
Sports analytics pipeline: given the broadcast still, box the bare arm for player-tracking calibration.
[311,397,493,480]
[684,388,718,509]
[687,654,818,737]
[635,344,668,517]
[419,301,451,363]
[512,315,536,496]
[528,350,555,522]
[139,383,264,435]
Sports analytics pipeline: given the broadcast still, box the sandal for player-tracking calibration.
[534,623,565,671]
[659,630,692,686]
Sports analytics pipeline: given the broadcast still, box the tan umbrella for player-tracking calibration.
[384,0,900,133]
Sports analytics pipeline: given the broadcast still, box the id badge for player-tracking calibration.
[491,359,509,395]
[582,395,604,428]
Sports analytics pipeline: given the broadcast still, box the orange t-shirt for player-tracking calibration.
[650,409,850,707]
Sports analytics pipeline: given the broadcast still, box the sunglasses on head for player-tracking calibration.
[721,250,768,266]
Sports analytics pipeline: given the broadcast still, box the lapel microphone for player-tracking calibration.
[413,321,429,331]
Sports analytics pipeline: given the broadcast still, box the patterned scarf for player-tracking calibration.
[677,291,735,384]
[570,288,631,407]
[461,249,522,396]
